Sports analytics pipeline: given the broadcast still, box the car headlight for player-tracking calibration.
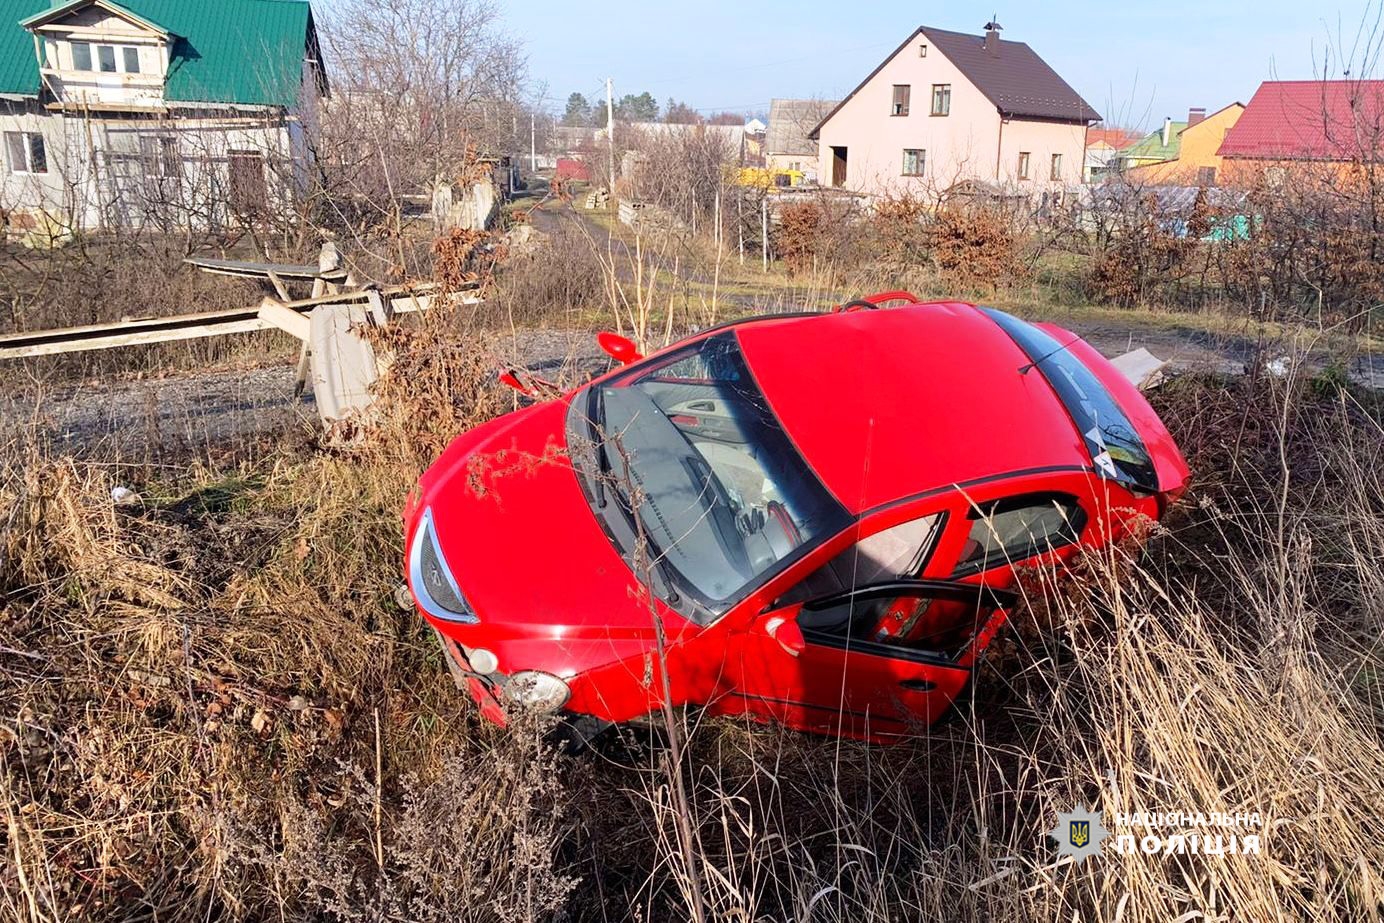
[504,671,570,711]
[407,507,478,624]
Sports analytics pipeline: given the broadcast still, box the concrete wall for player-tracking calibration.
[814,35,1088,197]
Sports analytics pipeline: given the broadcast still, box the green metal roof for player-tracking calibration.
[1124,121,1187,162]
[0,0,316,107]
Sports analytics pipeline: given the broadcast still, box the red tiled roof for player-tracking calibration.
[1086,127,1140,149]
[1218,80,1384,161]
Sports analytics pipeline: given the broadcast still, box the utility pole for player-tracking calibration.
[761,197,769,271]
[605,77,616,194]
[530,112,536,172]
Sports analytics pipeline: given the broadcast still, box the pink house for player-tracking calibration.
[809,23,1100,198]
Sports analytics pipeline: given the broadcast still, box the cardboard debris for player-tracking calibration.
[1111,348,1167,390]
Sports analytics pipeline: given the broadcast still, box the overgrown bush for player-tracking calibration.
[930,205,1028,288]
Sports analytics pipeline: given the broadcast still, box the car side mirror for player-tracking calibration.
[763,614,806,657]
[498,369,532,395]
[597,331,643,365]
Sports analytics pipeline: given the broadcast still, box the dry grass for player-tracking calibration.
[1,308,1382,920]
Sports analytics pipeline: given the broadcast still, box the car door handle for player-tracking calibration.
[899,679,936,692]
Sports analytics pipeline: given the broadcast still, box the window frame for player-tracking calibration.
[122,46,140,74]
[1050,153,1063,180]
[891,84,911,117]
[951,491,1087,577]
[930,83,951,116]
[902,148,926,176]
[1017,151,1031,181]
[5,131,48,175]
[797,579,1018,666]
[70,40,92,71]
[97,44,117,73]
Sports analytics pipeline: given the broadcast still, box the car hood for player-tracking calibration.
[412,399,693,668]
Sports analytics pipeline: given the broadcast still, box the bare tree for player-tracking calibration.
[312,0,526,274]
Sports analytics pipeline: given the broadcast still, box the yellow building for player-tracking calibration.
[1124,103,1245,186]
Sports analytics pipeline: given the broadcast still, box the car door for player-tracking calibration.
[726,580,1015,742]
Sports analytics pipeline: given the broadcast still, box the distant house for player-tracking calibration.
[808,23,1099,198]
[1123,104,1244,186]
[765,98,836,181]
[744,117,766,135]
[1120,118,1185,172]
[1084,125,1138,181]
[1217,80,1384,176]
[0,0,326,235]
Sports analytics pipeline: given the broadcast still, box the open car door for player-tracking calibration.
[725,580,1016,742]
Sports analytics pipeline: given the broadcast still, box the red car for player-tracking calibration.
[403,297,1189,743]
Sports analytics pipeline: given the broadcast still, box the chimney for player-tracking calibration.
[1187,106,1206,127]
[1161,116,1172,147]
[983,18,1002,55]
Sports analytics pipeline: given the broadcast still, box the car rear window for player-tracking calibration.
[982,308,1159,492]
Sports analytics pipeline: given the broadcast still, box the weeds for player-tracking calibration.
[2,299,1382,921]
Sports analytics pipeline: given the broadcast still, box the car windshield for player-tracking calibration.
[581,332,848,618]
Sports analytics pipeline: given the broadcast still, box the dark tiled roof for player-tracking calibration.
[811,25,1099,137]
[924,27,1099,122]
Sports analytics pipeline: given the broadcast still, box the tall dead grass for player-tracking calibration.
[1,315,1382,921]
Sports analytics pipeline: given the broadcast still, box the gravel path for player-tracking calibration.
[3,319,1377,459]
[1,329,603,458]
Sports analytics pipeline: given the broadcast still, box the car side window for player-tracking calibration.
[777,513,944,606]
[796,583,1010,659]
[953,493,1084,575]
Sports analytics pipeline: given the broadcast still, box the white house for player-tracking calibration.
[809,23,1099,199]
[0,0,326,236]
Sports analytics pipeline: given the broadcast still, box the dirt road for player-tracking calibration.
[3,317,1377,458]
[1,328,601,457]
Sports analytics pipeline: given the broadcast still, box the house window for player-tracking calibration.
[97,45,117,72]
[1050,153,1062,180]
[71,41,92,71]
[5,131,48,174]
[140,135,180,178]
[919,43,928,57]
[1197,166,1217,186]
[1017,152,1031,180]
[902,148,925,176]
[930,84,951,116]
[228,150,268,214]
[123,47,140,74]
[892,84,910,116]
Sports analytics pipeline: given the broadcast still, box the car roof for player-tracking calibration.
[734,302,1091,515]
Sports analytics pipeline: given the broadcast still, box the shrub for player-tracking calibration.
[930,205,1027,288]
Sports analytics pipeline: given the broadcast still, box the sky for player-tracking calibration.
[505,0,1384,130]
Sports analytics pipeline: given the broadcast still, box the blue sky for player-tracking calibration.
[508,0,1383,130]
